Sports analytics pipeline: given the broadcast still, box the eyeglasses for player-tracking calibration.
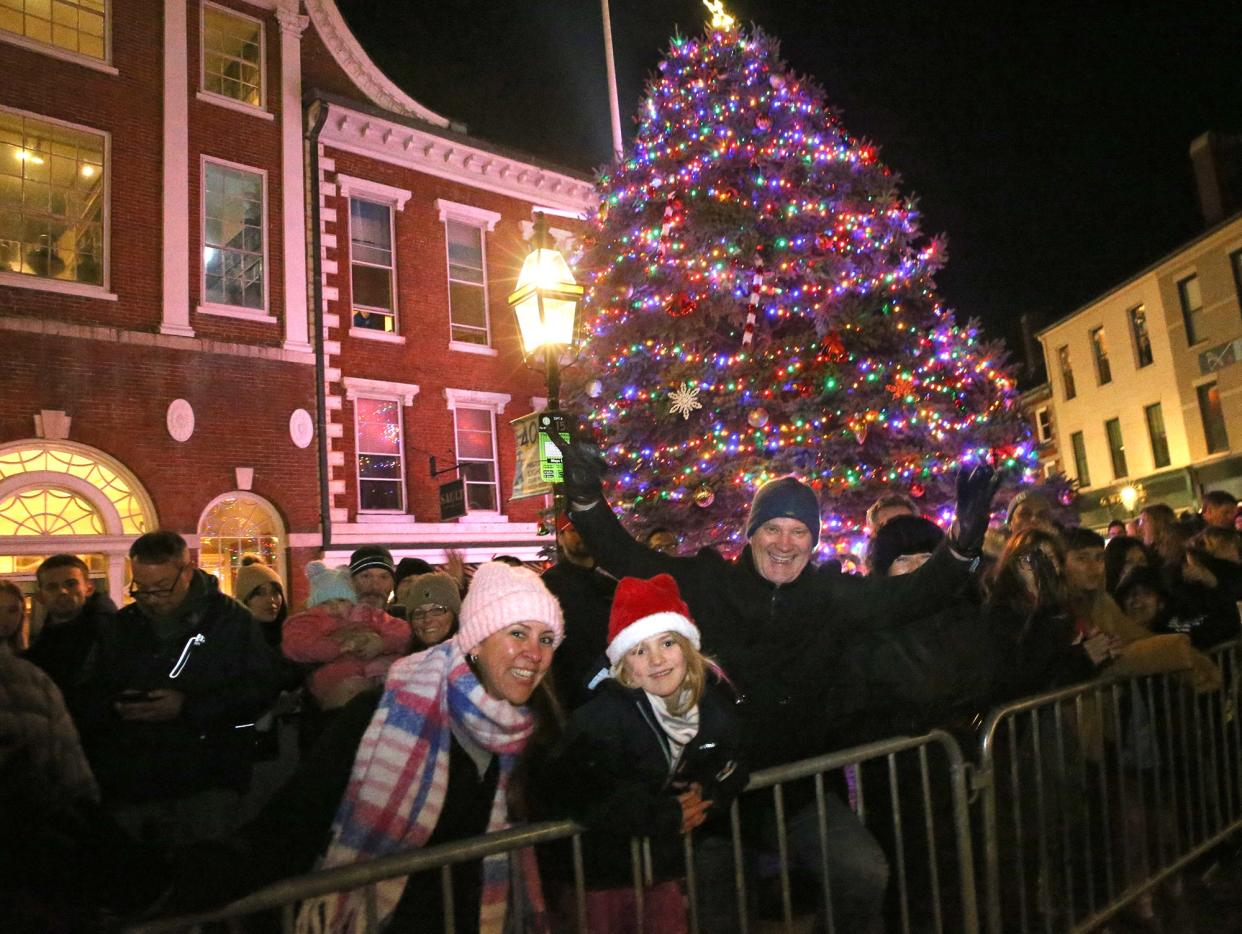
[128,564,188,601]
[410,605,451,622]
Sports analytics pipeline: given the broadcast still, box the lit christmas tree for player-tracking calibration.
[566,7,1035,557]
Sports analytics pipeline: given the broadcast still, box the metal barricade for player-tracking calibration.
[128,731,978,934]
[973,641,1242,934]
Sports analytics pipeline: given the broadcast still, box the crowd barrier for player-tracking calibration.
[129,642,1242,934]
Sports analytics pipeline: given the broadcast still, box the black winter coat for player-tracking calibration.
[984,601,1097,705]
[570,502,975,767]
[77,570,281,802]
[541,561,617,709]
[1160,552,1241,651]
[543,677,747,887]
[24,590,116,700]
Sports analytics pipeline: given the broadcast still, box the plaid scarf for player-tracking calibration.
[299,641,539,933]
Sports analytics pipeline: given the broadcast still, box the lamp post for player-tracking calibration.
[507,213,584,412]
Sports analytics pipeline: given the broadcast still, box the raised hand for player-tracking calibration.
[951,460,1002,557]
[545,418,607,508]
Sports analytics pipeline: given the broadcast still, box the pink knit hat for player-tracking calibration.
[455,561,565,652]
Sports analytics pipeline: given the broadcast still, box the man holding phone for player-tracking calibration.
[76,531,280,847]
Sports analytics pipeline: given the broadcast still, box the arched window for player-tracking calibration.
[197,493,287,597]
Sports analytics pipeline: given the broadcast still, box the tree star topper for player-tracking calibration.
[668,381,703,420]
[704,0,736,31]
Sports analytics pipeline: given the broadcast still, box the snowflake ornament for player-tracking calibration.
[668,381,703,420]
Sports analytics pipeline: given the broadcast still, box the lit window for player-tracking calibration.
[197,493,285,597]
[201,3,263,108]
[0,486,103,535]
[1105,418,1127,479]
[0,0,107,61]
[1058,345,1075,400]
[1090,327,1111,385]
[1145,402,1170,469]
[204,160,264,309]
[1035,407,1053,444]
[1198,381,1229,455]
[453,406,498,512]
[1129,305,1153,368]
[1071,431,1090,487]
[1178,274,1203,344]
[0,443,150,534]
[355,397,405,512]
[446,219,489,345]
[0,108,105,285]
[350,198,395,331]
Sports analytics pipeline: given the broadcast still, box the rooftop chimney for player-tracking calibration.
[1190,131,1242,227]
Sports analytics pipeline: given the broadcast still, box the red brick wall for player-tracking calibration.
[300,24,371,102]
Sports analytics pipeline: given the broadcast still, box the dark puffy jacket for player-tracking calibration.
[543,677,747,887]
[77,570,281,802]
[24,591,117,700]
[541,561,617,709]
[1159,552,1242,651]
[985,601,1098,704]
[570,502,975,767]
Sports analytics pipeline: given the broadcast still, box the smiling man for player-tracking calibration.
[25,554,116,695]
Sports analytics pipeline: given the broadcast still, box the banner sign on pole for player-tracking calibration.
[510,412,552,501]
[438,477,466,521]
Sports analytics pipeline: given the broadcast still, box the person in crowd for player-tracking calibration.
[399,571,461,649]
[388,557,435,617]
[544,573,747,933]
[74,531,281,847]
[1104,534,1151,595]
[491,554,527,567]
[348,545,396,610]
[642,525,681,555]
[985,529,1111,702]
[1,576,24,652]
[1106,519,1127,539]
[865,490,919,533]
[1007,489,1057,536]
[234,554,287,649]
[297,561,565,933]
[282,560,410,711]
[1201,489,1239,530]
[551,433,999,932]
[24,554,116,696]
[543,512,618,710]
[1138,503,1182,570]
[1189,526,1242,601]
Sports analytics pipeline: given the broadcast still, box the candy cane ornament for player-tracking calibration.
[742,254,765,347]
[657,198,680,259]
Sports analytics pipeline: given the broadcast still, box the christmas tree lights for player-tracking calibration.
[567,9,1035,557]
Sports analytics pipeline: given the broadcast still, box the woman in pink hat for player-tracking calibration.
[545,573,748,934]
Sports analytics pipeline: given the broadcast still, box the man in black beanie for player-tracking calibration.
[348,546,395,610]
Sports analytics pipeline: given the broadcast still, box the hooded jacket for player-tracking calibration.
[77,569,281,802]
[569,501,974,768]
[543,675,747,887]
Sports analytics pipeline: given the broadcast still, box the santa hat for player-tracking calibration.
[606,574,700,666]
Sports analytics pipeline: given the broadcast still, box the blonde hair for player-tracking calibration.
[612,631,710,716]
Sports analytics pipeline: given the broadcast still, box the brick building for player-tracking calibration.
[0,0,593,619]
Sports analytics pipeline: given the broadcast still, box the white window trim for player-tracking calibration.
[343,377,419,406]
[338,174,412,210]
[435,199,501,230]
[199,155,270,316]
[0,105,112,293]
[348,196,400,335]
[200,1,267,113]
[0,0,115,73]
[448,340,498,356]
[1034,407,1052,444]
[350,392,409,515]
[450,403,502,518]
[443,388,510,413]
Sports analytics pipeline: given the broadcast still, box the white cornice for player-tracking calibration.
[336,173,413,210]
[303,0,451,127]
[320,102,596,214]
[443,387,511,413]
[342,376,420,405]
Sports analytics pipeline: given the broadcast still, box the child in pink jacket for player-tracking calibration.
[282,560,411,709]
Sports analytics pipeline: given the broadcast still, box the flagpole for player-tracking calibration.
[600,0,624,160]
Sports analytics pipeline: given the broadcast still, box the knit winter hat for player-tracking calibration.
[455,561,564,652]
[349,545,395,577]
[746,476,821,546]
[393,557,434,590]
[1006,489,1051,525]
[606,573,700,666]
[306,560,357,607]
[397,572,462,617]
[868,515,945,576]
[235,560,283,603]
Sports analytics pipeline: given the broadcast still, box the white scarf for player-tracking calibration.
[645,690,700,768]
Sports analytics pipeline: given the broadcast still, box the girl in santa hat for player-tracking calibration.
[544,573,748,933]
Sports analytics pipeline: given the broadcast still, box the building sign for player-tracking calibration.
[438,478,466,521]
[1199,337,1242,375]
[510,412,552,501]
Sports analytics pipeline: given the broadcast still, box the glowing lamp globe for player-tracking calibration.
[508,231,584,356]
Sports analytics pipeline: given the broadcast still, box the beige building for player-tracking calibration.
[1036,212,1242,527]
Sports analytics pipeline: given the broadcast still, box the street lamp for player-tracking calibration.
[507,213,584,411]
[1119,484,1139,514]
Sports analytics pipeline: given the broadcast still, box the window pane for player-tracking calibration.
[360,480,402,512]
[1091,327,1111,385]
[204,161,264,308]
[0,108,105,284]
[446,220,483,279]
[1179,275,1203,344]
[1145,403,1170,469]
[454,406,497,513]
[1129,306,1153,368]
[356,398,400,453]
[350,199,391,260]
[1071,431,1091,486]
[358,454,402,480]
[1105,418,1127,478]
[1198,382,1230,454]
[449,282,486,327]
[352,263,392,311]
[203,5,263,106]
[1058,345,1075,400]
[1,0,107,60]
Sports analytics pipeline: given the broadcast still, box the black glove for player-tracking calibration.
[545,425,606,508]
[951,461,1002,558]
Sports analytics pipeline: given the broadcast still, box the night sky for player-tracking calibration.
[336,0,1242,372]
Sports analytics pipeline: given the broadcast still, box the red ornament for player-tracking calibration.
[668,291,698,317]
[821,332,847,363]
[815,233,833,253]
[911,482,925,499]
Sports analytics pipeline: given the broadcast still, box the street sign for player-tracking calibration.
[510,411,552,501]
[537,411,571,484]
[438,477,466,521]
